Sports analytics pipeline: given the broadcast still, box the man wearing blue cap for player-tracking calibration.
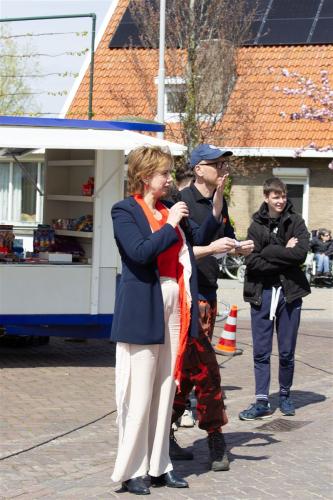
[170,144,254,471]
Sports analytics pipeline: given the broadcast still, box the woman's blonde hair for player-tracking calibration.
[127,145,173,195]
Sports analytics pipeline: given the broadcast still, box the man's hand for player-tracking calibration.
[210,237,236,255]
[237,239,255,256]
[212,174,229,220]
[286,237,298,248]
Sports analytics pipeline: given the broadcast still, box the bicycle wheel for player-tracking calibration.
[216,300,230,322]
[237,264,246,283]
[223,255,245,280]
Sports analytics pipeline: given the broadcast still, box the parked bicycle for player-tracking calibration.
[215,299,230,323]
[218,254,246,282]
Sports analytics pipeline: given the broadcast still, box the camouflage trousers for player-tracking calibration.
[172,299,228,432]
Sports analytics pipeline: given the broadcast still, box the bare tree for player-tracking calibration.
[111,0,259,152]
[0,24,41,115]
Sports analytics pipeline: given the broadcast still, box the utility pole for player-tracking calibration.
[157,0,166,139]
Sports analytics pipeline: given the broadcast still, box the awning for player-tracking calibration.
[0,116,186,156]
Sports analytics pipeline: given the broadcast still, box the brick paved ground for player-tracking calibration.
[0,283,332,499]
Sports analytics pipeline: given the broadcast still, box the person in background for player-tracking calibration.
[310,228,332,276]
[175,161,195,191]
[110,145,235,495]
[170,144,254,472]
[239,177,311,421]
[172,161,196,429]
[167,160,195,204]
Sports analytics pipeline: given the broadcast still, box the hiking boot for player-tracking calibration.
[207,431,230,471]
[169,429,193,460]
[279,396,295,416]
[179,409,195,428]
[239,401,272,421]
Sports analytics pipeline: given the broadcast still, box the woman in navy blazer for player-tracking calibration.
[110,146,226,495]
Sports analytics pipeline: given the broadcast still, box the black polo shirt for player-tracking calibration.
[180,183,235,300]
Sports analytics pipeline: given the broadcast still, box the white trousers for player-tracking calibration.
[111,278,180,483]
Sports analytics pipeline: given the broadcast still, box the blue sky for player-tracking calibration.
[1,0,112,116]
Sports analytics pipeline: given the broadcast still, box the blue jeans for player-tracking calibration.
[315,253,330,273]
[250,288,302,400]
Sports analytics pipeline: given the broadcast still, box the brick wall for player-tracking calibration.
[308,162,333,232]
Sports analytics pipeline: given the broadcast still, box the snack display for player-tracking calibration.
[33,225,55,253]
[52,215,93,232]
[0,225,15,254]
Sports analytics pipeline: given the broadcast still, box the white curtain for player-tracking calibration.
[12,164,22,222]
[0,163,9,222]
[0,161,40,224]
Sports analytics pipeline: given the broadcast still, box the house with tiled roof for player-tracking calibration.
[64,0,333,235]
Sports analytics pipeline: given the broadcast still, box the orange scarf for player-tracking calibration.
[134,194,191,387]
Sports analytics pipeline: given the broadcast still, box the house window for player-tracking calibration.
[154,76,186,121]
[273,167,309,224]
[0,160,44,226]
[165,83,187,115]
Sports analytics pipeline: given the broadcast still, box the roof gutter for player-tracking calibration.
[228,147,332,159]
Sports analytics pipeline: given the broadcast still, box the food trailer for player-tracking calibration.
[0,116,186,339]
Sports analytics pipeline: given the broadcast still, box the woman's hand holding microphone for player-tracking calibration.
[167,202,189,228]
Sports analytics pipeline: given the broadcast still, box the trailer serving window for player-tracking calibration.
[0,159,44,225]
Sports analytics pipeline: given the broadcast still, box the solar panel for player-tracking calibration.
[252,0,333,45]
[109,0,333,48]
[247,20,263,44]
[310,18,333,44]
[248,0,270,19]
[109,7,141,48]
[320,0,333,17]
[109,22,141,47]
[258,19,314,45]
[269,0,319,19]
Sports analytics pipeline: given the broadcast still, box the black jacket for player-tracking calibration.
[180,183,235,297]
[243,200,311,305]
[310,236,332,255]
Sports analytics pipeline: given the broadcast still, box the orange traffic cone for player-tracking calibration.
[214,304,243,356]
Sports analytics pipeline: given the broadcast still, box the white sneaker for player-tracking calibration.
[179,409,195,428]
[171,421,178,431]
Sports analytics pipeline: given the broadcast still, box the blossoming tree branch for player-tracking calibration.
[274,68,333,170]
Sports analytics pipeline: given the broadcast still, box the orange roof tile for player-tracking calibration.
[67,2,333,150]
[222,45,333,149]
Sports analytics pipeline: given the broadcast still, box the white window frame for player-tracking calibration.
[273,167,309,225]
[0,157,44,228]
[154,76,226,124]
[154,76,186,122]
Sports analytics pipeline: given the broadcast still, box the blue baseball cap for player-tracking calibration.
[190,144,233,168]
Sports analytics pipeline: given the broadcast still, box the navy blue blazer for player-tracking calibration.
[110,196,220,345]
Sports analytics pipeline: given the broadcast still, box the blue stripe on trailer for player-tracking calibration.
[0,314,113,339]
[0,314,113,325]
[0,115,165,132]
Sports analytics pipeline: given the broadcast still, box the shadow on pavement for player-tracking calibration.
[223,385,242,391]
[226,430,280,462]
[175,431,280,478]
[0,337,116,368]
[269,389,326,410]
